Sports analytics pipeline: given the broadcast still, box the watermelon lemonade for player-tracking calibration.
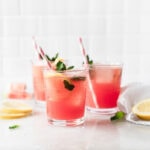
[44,68,87,126]
[86,63,122,114]
[32,60,46,105]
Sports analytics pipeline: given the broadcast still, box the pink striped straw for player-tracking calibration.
[32,36,52,69]
[39,46,52,69]
[79,37,98,108]
[32,36,42,60]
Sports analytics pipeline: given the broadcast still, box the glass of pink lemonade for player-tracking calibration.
[44,68,87,126]
[86,62,122,114]
[32,60,46,106]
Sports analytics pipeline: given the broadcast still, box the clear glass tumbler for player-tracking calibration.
[44,68,87,126]
[86,62,123,114]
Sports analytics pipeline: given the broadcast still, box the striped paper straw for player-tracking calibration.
[79,37,98,108]
[32,36,52,69]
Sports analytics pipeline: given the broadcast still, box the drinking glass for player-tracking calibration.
[32,60,46,106]
[86,62,123,114]
[44,68,87,126]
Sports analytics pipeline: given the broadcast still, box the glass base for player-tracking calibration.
[86,106,118,115]
[48,117,85,127]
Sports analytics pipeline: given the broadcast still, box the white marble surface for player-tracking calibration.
[1,104,150,150]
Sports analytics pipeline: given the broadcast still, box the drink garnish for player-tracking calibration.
[32,38,76,91]
[56,61,74,71]
[56,61,67,71]
[9,124,20,129]
[63,80,75,91]
[45,52,59,62]
[54,60,75,91]
[110,111,125,121]
[86,55,93,65]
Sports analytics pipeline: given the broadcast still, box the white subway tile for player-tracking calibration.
[106,15,124,33]
[140,15,150,33]
[122,54,140,84]
[88,16,106,35]
[0,0,20,16]
[106,0,124,14]
[3,16,39,36]
[124,15,140,34]
[140,0,150,14]
[2,57,32,89]
[123,34,140,54]
[67,16,88,36]
[20,0,69,16]
[139,35,150,53]
[105,35,123,55]
[2,37,20,57]
[124,0,141,14]
[20,0,48,16]
[89,0,106,15]
[139,54,150,83]
[67,0,89,15]
[39,16,68,36]
[0,17,5,36]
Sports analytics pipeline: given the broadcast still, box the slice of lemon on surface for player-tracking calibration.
[0,111,31,119]
[0,100,32,114]
[132,99,150,120]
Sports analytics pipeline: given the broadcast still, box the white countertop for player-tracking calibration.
[1,103,150,150]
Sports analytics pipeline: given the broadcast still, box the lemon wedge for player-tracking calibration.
[0,100,32,119]
[132,99,150,120]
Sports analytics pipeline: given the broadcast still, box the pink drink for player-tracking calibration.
[44,69,87,126]
[32,61,46,103]
[86,63,122,114]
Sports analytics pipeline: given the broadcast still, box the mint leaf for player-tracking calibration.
[71,76,86,81]
[63,80,75,91]
[110,111,125,121]
[56,61,66,71]
[67,66,74,70]
[9,125,20,129]
[45,53,59,62]
[56,61,74,71]
[86,55,93,65]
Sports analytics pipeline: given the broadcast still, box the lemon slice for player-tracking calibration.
[132,99,150,120]
[0,100,32,114]
[0,112,31,119]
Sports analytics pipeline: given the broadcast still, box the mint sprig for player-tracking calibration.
[110,111,125,121]
[56,61,74,71]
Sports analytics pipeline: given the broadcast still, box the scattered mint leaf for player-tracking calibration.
[63,80,75,91]
[9,125,20,129]
[110,111,125,121]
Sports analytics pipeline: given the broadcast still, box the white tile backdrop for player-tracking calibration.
[0,0,150,93]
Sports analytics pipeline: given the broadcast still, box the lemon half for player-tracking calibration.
[132,99,150,120]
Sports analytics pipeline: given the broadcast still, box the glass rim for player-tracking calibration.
[89,62,123,68]
[43,67,88,73]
